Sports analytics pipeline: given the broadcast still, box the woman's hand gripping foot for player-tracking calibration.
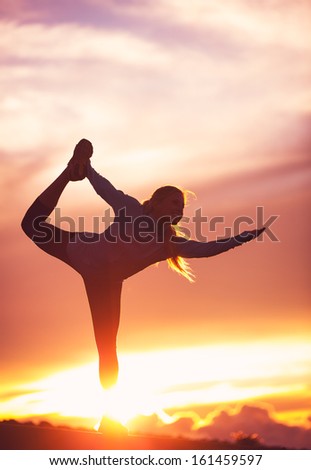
[67,138,93,181]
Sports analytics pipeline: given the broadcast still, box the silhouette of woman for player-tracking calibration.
[21,139,265,389]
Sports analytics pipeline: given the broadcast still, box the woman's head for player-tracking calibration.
[142,185,195,283]
[143,185,185,224]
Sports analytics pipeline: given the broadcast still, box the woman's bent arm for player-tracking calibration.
[174,228,265,259]
[87,163,140,214]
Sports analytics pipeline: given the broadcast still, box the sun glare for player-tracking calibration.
[1,339,310,430]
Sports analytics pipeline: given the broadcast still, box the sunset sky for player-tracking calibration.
[1,0,311,449]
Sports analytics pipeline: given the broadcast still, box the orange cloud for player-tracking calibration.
[129,404,311,449]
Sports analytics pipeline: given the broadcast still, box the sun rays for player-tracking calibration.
[1,339,310,433]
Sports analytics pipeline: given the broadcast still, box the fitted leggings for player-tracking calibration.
[21,170,122,389]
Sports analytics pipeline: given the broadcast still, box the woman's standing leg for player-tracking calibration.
[83,275,123,389]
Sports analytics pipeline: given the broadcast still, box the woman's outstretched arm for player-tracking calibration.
[173,228,265,259]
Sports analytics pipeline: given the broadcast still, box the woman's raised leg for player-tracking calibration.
[21,139,92,264]
[21,168,74,263]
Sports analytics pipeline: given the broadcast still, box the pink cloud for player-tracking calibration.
[129,405,311,449]
[197,405,311,449]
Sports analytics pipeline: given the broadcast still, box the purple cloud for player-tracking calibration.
[0,0,251,59]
